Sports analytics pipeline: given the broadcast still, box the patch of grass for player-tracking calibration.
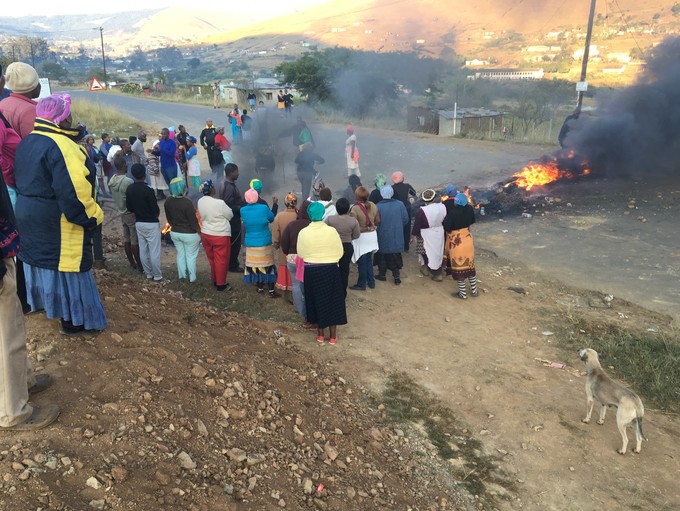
[378,372,513,501]
[70,99,158,140]
[555,317,680,413]
[183,312,198,326]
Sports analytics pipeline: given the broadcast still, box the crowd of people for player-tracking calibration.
[0,61,479,431]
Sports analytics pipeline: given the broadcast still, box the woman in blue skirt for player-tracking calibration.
[14,94,108,334]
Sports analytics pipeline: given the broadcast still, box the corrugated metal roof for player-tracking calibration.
[439,108,502,119]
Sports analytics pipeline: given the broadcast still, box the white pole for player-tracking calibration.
[453,102,457,136]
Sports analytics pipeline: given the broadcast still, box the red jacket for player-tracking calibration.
[0,115,20,186]
[215,133,231,152]
[0,93,38,139]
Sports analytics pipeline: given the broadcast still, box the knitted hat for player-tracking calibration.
[307,201,325,222]
[244,188,259,204]
[5,62,39,94]
[454,192,469,207]
[380,185,394,199]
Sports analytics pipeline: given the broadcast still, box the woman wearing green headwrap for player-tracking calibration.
[297,201,347,345]
[369,173,387,204]
[164,177,200,282]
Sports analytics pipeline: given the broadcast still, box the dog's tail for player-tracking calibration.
[635,416,648,441]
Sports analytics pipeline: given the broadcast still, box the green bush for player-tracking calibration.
[120,83,143,95]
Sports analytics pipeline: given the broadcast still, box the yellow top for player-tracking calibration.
[297,222,343,264]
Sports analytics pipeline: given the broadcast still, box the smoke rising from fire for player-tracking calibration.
[564,36,680,177]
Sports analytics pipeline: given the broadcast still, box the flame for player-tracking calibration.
[463,186,480,209]
[506,161,573,191]
[161,222,172,235]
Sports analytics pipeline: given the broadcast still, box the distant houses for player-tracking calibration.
[407,106,504,137]
[467,69,545,81]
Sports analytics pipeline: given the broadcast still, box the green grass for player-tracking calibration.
[71,99,157,140]
[377,372,513,501]
[555,317,680,413]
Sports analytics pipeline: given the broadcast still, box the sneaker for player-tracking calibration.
[268,291,281,299]
[316,336,325,344]
[394,278,401,285]
[216,283,232,291]
[0,404,61,431]
[454,291,468,300]
[350,285,366,291]
[471,290,479,297]
[328,338,337,345]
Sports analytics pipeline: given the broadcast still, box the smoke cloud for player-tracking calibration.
[564,36,680,177]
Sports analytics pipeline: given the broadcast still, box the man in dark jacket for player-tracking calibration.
[126,164,162,281]
[295,143,324,200]
[200,120,223,183]
[219,163,244,272]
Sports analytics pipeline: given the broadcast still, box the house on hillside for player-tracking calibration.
[438,108,503,137]
[468,69,544,80]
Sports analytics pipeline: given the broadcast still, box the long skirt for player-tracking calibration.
[23,263,108,331]
[275,264,293,291]
[243,245,277,284]
[303,263,347,329]
[444,227,476,280]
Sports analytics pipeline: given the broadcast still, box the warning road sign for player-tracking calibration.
[89,76,105,92]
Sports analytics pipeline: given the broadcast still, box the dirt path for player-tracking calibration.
[288,248,680,511]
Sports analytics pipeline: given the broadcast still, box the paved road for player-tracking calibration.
[69,91,679,316]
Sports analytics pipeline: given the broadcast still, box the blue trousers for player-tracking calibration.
[161,166,176,186]
[356,252,375,289]
[287,261,305,318]
[170,232,201,282]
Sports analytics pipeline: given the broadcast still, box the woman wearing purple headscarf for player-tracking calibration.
[14,94,108,334]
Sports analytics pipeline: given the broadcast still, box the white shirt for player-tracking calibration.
[198,196,234,237]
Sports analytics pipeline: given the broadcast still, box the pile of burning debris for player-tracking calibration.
[462,149,591,217]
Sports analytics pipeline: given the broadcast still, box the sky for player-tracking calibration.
[5,0,330,18]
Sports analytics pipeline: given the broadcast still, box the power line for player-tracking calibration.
[612,0,644,55]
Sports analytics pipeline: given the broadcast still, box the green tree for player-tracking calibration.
[128,47,148,70]
[41,62,68,81]
[187,57,201,70]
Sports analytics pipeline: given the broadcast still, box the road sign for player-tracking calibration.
[37,78,51,99]
[575,81,588,92]
[89,76,105,92]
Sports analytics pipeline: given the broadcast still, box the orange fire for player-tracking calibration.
[506,151,592,191]
[463,186,480,209]
[161,222,172,235]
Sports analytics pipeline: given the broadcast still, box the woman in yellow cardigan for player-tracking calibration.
[296,201,346,345]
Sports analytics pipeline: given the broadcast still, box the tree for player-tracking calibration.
[156,46,183,67]
[188,57,201,70]
[41,62,67,82]
[2,37,50,65]
[128,47,148,70]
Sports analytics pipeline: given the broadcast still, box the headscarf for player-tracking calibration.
[199,179,214,196]
[244,188,259,204]
[285,192,298,208]
[454,192,469,207]
[307,201,325,222]
[36,94,72,125]
[5,62,39,94]
[374,173,387,189]
[380,185,394,200]
[443,184,458,197]
[187,136,197,144]
[151,139,160,149]
[422,189,436,203]
[169,177,186,198]
[297,200,311,220]
[249,178,263,193]
[346,125,354,133]
[391,171,404,184]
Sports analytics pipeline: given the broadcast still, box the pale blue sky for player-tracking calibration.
[6,0,330,18]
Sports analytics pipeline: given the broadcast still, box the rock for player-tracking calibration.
[247,453,266,465]
[346,487,356,498]
[227,448,247,463]
[223,483,234,495]
[233,381,245,393]
[45,459,58,470]
[110,333,123,342]
[155,471,171,485]
[248,476,257,491]
[507,286,526,295]
[588,298,608,309]
[196,419,208,437]
[324,444,338,461]
[369,428,384,442]
[228,409,247,420]
[111,466,128,482]
[303,478,313,494]
[222,388,236,398]
[278,498,286,507]
[313,498,328,510]
[11,462,24,471]
[18,470,30,481]
[177,451,197,470]
[89,500,105,510]
[60,457,72,467]
[191,365,208,378]
[86,476,102,489]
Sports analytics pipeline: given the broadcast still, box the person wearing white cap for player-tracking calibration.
[0,62,41,139]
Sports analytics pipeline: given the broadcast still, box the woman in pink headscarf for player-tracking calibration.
[240,188,278,297]
[14,94,108,334]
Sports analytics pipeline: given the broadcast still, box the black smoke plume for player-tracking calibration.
[564,36,680,177]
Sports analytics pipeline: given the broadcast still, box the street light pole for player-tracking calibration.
[99,27,108,89]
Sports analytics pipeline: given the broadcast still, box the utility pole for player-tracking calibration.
[99,27,108,89]
[576,0,597,113]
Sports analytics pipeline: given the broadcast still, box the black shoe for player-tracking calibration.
[216,283,232,292]
[394,278,401,285]
[375,274,387,281]
[230,266,244,273]
[350,285,366,291]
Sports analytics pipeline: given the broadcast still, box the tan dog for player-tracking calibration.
[578,348,647,454]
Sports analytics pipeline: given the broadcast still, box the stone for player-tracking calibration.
[346,487,356,498]
[191,365,208,378]
[11,462,24,471]
[111,333,123,342]
[155,471,171,485]
[248,476,257,491]
[111,466,128,482]
[278,498,286,507]
[86,476,102,489]
[45,459,58,470]
[18,470,30,481]
[323,444,338,461]
[177,451,197,470]
[303,478,313,494]
[60,457,72,467]
[247,454,266,465]
[228,409,247,420]
[369,428,384,442]
[196,419,208,437]
[227,448,247,463]
[89,500,105,510]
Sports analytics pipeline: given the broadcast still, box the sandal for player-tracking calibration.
[0,404,61,431]
[29,374,53,396]
[329,338,337,345]
[316,336,325,344]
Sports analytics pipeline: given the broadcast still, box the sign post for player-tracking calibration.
[89,76,105,92]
